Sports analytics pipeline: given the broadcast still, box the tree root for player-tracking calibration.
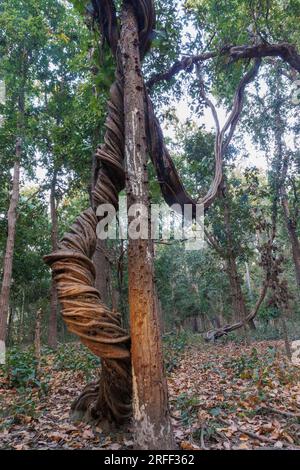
[71,358,132,426]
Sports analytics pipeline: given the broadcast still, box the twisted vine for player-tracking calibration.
[44,0,155,423]
[44,0,259,423]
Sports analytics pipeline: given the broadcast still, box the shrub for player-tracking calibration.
[53,342,101,380]
[163,331,189,372]
[3,346,40,389]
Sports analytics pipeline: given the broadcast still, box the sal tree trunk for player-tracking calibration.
[48,171,58,349]
[121,3,175,450]
[0,150,21,342]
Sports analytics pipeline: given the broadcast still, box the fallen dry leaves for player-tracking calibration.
[0,339,299,450]
[168,339,300,450]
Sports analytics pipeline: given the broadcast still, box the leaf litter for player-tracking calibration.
[0,339,299,450]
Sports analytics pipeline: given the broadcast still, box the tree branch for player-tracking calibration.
[147,42,300,89]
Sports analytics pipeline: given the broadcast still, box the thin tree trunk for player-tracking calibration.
[222,191,256,332]
[121,3,175,450]
[117,240,127,328]
[223,197,249,322]
[35,308,42,373]
[226,255,248,322]
[48,172,58,350]
[0,155,21,342]
[280,315,291,360]
[245,261,253,300]
[281,194,300,288]
[91,129,112,309]
[6,307,14,346]
[93,239,111,305]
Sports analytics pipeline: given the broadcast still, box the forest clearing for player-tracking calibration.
[1,0,300,455]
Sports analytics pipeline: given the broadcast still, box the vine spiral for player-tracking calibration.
[44,0,224,422]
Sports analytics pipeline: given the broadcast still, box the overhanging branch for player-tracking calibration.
[147,42,300,89]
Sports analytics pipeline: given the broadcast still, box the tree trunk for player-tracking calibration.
[245,261,253,300]
[6,307,14,346]
[223,191,255,331]
[48,172,58,350]
[0,154,21,342]
[35,308,42,373]
[117,240,127,327]
[93,239,111,305]
[225,236,247,322]
[121,4,175,450]
[90,122,113,308]
[280,315,291,360]
[281,194,300,288]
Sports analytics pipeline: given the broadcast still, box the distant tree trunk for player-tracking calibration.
[223,193,255,330]
[273,67,300,286]
[0,152,21,342]
[6,307,14,346]
[48,171,58,350]
[280,314,292,360]
[90,131,112,308]
[35,308,42,373]
[245,261,253,301]
[226,255,255,328]
[116,240,127,327]
[121,3,174,450]
[93,239,111,305]
[157,296,164,334]
[281,193,300,288]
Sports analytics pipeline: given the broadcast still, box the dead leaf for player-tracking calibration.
[180,441,201,450]
[274,441,283,448]
[82,428,94,439]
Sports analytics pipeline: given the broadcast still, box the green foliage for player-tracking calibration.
[175,392,200,425]
[224,347,267,377]
[185,0,300,101]
[0,0,299,365]
[3,391,38,423]
[53,343,101,380]
[225,345,299,390]
[3,346,40,389]
[163,331,189,372]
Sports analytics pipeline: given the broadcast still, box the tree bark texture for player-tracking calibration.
[35,308,42,373]
[281,194,300,288]
[48,171,59,349]
[121,3,175,450]
[0,153,21,342]
[44,0,227,433]
[222,190,250,327]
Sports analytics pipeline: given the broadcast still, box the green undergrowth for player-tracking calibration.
[53,342,100,380]
[0,346,49,425]
[0,342,101,427]
[223,346,299,386]
[163,331,204,372]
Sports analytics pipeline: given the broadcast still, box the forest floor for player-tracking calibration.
[0,338,300,450]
